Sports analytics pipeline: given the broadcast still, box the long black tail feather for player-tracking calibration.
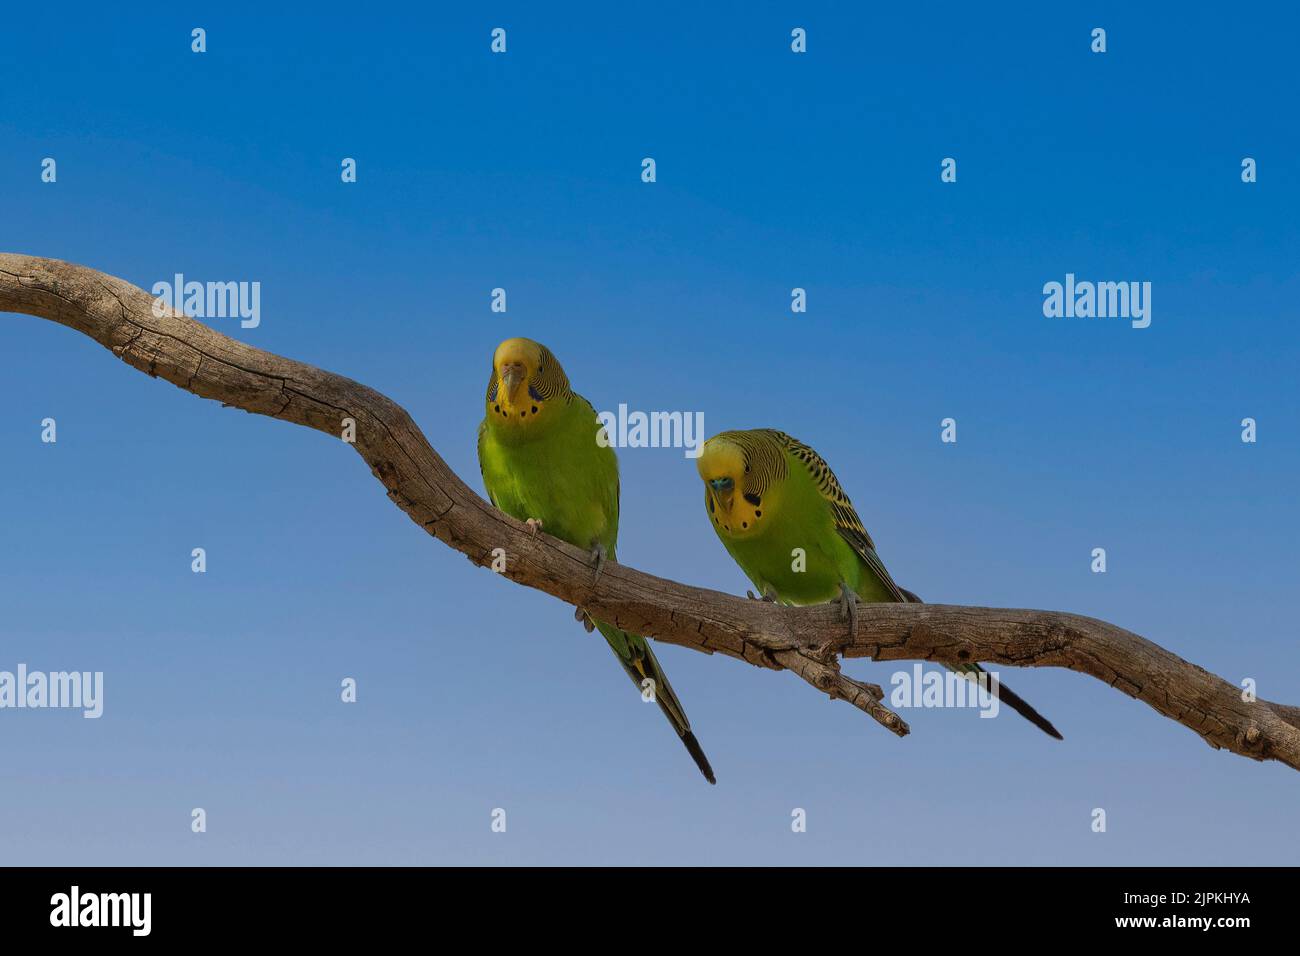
[993,678,1064,740]
[678,730,717,785]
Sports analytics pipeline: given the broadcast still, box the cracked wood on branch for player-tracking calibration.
[3,253,1298,769]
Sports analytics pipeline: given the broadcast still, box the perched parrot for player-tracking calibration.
[695,428,1062,739]
[477,337,716,783]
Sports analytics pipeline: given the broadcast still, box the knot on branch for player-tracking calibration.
[1239,722,1262,752]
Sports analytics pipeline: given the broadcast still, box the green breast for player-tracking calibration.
[479,398,620,554]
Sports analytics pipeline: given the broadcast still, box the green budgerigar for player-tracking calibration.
[695,428,1062,739]
[477,337,716,783]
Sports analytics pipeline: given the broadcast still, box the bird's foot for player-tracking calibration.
[837,582,859,639]
[746,587,779,603]
[588,542,607,586]
[574,605,596,633]
[525,517,544,537]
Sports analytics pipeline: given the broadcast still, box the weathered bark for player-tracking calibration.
[3,253,1297,769]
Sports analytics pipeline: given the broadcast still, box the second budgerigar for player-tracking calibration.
[695,428,1061,739]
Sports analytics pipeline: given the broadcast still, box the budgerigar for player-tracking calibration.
[695,428,1061,739]
[477,338,716,783]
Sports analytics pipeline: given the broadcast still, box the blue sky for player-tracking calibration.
[2,3,1297,864]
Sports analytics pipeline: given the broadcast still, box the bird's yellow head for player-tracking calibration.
[696,432,779,539]
[485,337,571,433]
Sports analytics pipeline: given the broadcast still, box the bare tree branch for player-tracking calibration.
[3,253,1297,770]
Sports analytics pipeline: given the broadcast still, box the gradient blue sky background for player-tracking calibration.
[3,3,1297,865]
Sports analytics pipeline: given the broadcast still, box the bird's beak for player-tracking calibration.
[710,481,734,513]
[499,363,525,405]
